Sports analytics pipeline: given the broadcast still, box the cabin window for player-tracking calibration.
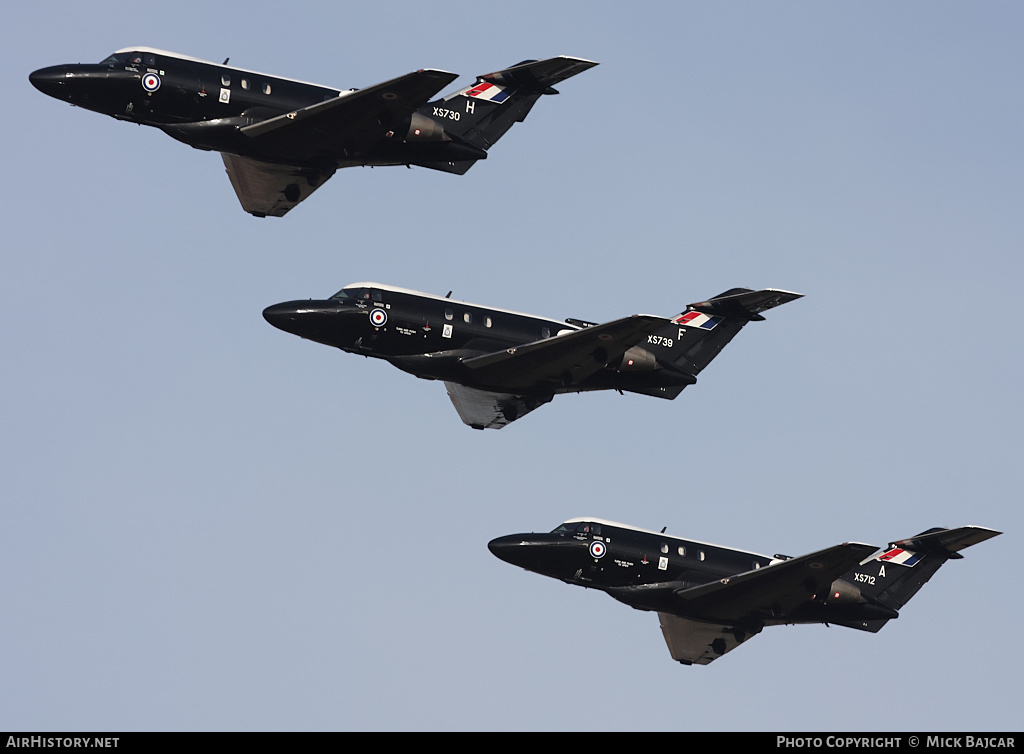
[221,74,231,87]
[541,327,551,339]
[444,308,453,321]
[241,78,250,90]
[660,544,668,554]
[699,551,706,561]
[263,83,272,95]
[126,53,144,66]
[371,290,382,303]
[485,317,492,328]
[754,562,761,569]
[678,546,686,557]
[464,312,472,324]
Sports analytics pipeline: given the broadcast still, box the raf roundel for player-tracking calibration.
[141,73,161,92]
[589,541,606,559]
[369,308,388,327]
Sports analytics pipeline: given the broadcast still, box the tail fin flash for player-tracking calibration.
[413,56,597,174]
[837,526,1000,633]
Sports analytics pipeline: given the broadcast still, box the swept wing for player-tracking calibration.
[616,541,878,665]
[671,542,879,623]
[221,154,336,218]
[444,384,553,430]
[461,315,669,392]
[240,68,459,142]
[658,614,762,666]
[224,69,459,216]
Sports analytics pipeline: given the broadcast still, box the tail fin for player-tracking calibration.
[625,288,802,399]
[412,56,597,174]
[837,526,1000,632]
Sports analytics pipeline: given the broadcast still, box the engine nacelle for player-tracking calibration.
[616,346,658,372]
[402,111,450,142]
[825,578,866,604]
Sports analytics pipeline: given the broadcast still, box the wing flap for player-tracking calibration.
[658,614,762,666]
[444,383,552,430]
[221,153,336,217]
[461,315,669,391]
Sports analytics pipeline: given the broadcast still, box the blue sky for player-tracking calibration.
[2,1,1021,731]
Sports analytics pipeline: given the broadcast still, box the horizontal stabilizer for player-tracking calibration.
[623,385,687,401]
[887,526,1001,558]
[413,158,478,176]
[688,288,803,321]
[478,56,599,93]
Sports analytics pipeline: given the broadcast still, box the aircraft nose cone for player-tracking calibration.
[488,535,532,567]
[263,299,353,343]
[262,302,301,332]
[29,66,69,98]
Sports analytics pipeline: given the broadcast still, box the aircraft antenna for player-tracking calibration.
[661,527,667,533]
[445,291,452,298]
[223,57,230,65]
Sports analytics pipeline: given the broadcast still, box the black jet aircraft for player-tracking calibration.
[489,518,1000,665]
[263,283,802,429]
[29,48,596,217]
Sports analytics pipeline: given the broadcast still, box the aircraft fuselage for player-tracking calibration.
[490,519,998,664]
[489,519,896,628]
[263,283,693,396]
[29,47,469,169]
[31,48,599,217]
